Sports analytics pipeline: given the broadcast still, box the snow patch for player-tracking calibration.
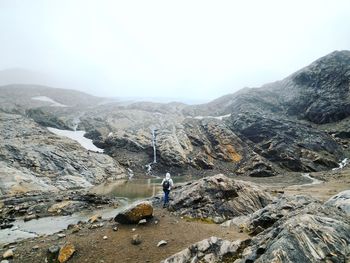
[47,127,104,153]
[187,113,231,120]
[31,96,68,107]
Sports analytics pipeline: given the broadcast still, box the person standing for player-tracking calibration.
[161,172,174,208]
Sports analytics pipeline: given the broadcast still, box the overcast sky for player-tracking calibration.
[1,0,350,102]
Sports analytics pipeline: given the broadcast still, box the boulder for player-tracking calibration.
[114,201,153,224]
[324,190,350,215]
[161,236,244,263]
[168,174,271,221]
[236,214,350,263]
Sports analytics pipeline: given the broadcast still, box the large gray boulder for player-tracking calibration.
[168,174,272,222]
[232,193,350,263]
[161,236,244,263]
[324,190,350,216]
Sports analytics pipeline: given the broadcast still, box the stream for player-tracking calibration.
[0,171,323,245]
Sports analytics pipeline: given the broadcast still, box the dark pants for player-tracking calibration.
[163,190,170,205]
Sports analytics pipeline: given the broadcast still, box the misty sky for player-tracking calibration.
[1,0,350,102]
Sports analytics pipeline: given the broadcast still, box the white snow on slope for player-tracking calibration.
[31,96,68,107]
[47,127,104,153]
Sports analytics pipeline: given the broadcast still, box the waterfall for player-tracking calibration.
[145,128,157,176]
[152,129,157,163]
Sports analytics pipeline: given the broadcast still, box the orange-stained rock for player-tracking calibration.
[58,242,76,263]
[114,201,153,224]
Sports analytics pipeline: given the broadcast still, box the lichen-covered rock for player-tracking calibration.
[168,174,272,222]
[58,242,75,263]
[161,236,243,263]
[114,201,153,224]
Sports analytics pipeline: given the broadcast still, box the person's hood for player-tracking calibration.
[165,173,171,179]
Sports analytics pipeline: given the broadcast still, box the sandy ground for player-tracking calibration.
[8,208,247,263]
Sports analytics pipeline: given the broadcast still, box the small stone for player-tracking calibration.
[154,220,159,225]
[131,234,142,245]
[32,245,40,250]
[88,214,102,224]
[157,240,167,247]
[58,242,75,263]
[57,233,66,238]
[1,260,10,263]
[138,219,147,225]
[47,245,60,263]
[24,214,38,222]
[2,249,14,259]
[132,228,136,232]
[113,227,118,231]
[103,236,108,240]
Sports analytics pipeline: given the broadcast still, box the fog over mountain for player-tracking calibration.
[1,1,350,101]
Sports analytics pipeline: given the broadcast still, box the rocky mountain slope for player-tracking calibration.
[0,50,349,194]
[0,113,125,195]
[78,51,349,176]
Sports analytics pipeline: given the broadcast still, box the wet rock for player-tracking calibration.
[114,201,153,224]
[2,249,13,259]
[58,242,75,263]
[169,174,271,221]
[157,240,167,247]
[161,236,243,263]
[324,190,350,215]
[88,214,102,223]
[24,214,38,221]
[131,234,142,245]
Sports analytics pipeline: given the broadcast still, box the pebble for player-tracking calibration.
[32,245,40,250]
[103,236,108,240]
[1,260,10,263]
[2,249,14,259]
[132,228,136,232]
[57,233,66,238]
[157,240,168,247]
[138,219,147,225]
[131,234,142,245]
[113,227,118,231]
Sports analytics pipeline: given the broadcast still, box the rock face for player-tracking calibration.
[0,113,126,194]
[165,192,350,263]
[114,201,153,224]
[233,194,350,263]
[161,236,243,263]
[168,174,271,222]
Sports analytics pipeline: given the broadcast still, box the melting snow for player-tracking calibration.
[187,114,231,120]
[47,127,104,153]
[31,96,68,107]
